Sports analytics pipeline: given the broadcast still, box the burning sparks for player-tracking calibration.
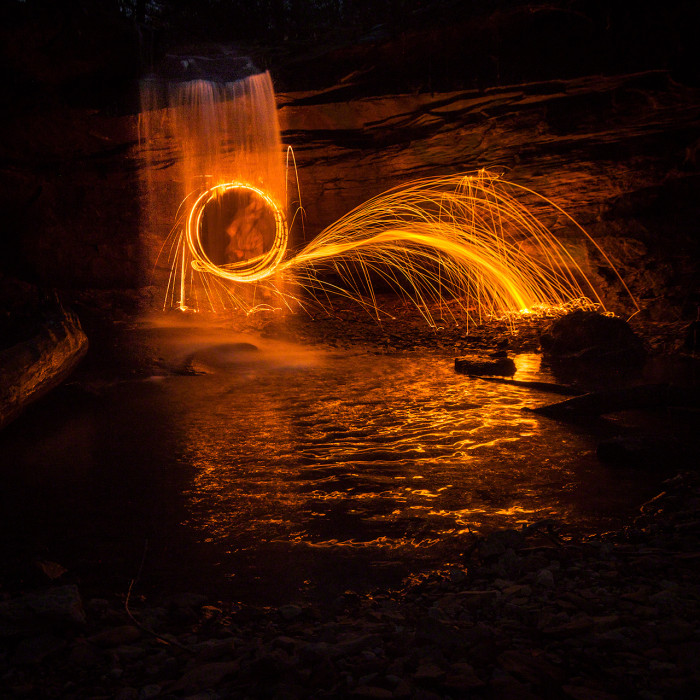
[139,64,289,312]
[184,182,287,286]
[162,169,636,326]
[139,57,635,325]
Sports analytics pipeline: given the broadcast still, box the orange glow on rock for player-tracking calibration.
[139,65,636,324]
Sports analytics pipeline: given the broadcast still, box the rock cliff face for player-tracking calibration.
[278,70,700,316]
[280,71,697,226]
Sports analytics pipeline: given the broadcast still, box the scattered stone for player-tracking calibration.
[0,584,85,634]
[329,633,382,659]
[88,625,141,648]
[535,568,555,587]
[413,662,445,681]
[278,603,303,620]
[352,686,393,698]
[138,684,162,699]
[446,567,467,584]
[166,592,208,610]
[183,342,260,373]
[444,662,484,690]
[477,528,525,560]
[11,633,66,665]
[169,661,240,693]
[393,679,413,698]
[116,644,148,661]
[0,475,698,699]
[193,637,237,660]
[562,685,620,700]
[455,354,517,376]
[459,590,500,610]
[34,559,68,581]
[68,640,102,668]
[114,689,139,700]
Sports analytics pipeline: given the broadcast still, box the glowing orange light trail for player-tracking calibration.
[139,58,635,324]
[163,169,637,325]
[185,182,288,281]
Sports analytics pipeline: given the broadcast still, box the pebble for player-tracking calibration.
[278,604,303,620]
[115,689,139,700]
[535,568,555,587]
[138,684,162,699]
[1,474,698,699]
[89,625,141,648]
[413,662,445,680]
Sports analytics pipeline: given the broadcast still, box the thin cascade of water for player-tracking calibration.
[138,55,288,309]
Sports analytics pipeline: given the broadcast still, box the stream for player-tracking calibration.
[0,321,660,604]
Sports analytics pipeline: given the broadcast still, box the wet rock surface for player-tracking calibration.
[3,59,699,325]
[1,293,698,698]
[1,473,698,699]
[1,6,699,695]
[454,354,517,377]
[62,287,696,394]
[278,70,700,323]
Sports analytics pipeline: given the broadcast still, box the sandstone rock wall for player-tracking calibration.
[278,71,700,315]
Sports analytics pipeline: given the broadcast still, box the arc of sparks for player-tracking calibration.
[164,169,638,323]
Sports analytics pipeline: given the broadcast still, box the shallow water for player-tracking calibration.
[0,322,660,604]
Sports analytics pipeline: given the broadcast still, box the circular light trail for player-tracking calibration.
[164,170,637,322]
[184,182,288,282]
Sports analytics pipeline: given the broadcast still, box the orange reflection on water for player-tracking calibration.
[151,324,611,571]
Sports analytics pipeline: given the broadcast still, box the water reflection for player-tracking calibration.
[163,332,641,566]
[0,324,660,603]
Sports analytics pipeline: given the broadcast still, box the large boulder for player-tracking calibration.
[540,310,645,364]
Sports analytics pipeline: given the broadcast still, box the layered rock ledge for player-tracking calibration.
[0,278,88,430]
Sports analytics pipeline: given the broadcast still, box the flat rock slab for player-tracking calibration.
[0,585,85,636]
[529,383,699,420]
[455,355,516,377]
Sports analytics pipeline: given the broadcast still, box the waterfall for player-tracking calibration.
[138,52,287,311]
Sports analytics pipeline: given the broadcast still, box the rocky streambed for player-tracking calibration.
[1,472,699,700]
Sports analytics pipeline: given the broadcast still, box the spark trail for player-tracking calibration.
[163,169,637,326]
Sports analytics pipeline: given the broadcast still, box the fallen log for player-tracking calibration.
[527,383,700,419]
[475,376,582,396]
[0,295,88,430]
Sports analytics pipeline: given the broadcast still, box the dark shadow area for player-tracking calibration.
[1,4,699,697]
